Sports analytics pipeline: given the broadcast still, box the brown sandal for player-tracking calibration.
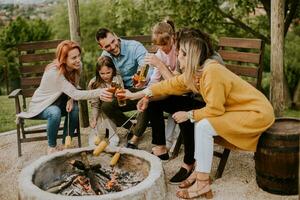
[179,174,196,189]
[176,175,213,199]
[179,172,212,189]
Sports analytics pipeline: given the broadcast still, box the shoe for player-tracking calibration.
[126,142,138,149]
[126,131,133,141]
[109,133,120,147]
[179,172,212,189]
[47,146,64,155]
[152,152,169,161]
[169,167,193,185]
[176,174,213,199]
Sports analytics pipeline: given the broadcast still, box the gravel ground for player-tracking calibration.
[0,126,298,200]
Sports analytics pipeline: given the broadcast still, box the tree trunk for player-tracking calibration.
[270,0,285,117]
[283,73,292,108]
[292,79,300,109]
[67,0,89,127]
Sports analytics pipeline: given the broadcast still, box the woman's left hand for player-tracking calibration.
[66,99,73,112]
[172,111,189,123]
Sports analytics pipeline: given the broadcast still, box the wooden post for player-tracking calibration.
[270,0,285,117]
[67,0,89,127]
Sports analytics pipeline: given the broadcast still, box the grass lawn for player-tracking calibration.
[0,95,299,133]
[0,95,45,133]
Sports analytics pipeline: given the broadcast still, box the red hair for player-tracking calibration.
[54,40,81,86]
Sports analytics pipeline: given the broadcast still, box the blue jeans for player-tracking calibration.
[35,99,79,147]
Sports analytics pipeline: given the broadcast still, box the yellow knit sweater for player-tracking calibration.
[150,60,275,151]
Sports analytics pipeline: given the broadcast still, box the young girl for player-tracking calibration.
[17,40,113,154]
[123,28,275,198]
[88,56,122,146]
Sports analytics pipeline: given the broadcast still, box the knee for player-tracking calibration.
[47,106,61,120]
[195,119,212,138]
[101,101,117,114]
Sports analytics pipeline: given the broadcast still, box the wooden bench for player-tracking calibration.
[122,35,157,53]
[8,40,81,157]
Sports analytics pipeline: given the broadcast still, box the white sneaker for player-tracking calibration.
[109,133,120,147]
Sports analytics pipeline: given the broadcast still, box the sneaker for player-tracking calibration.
[169,167,193,185]
[109,133,120,147]
[126,142,138,149]
[47,146,64,155]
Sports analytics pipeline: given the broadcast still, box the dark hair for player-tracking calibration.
[90,56,117,89]
[95,28,112,42]
[176,28,214,66]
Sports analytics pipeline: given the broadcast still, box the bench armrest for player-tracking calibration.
[8,89,23,114]
[8,89,22,98]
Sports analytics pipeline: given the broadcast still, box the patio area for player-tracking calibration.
[0,126,298,200]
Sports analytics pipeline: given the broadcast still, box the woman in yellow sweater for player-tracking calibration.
[121,29,275,199]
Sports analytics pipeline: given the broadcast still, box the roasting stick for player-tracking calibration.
[110,111,139,166]
[65,112,72,148]
[93,111,139,159]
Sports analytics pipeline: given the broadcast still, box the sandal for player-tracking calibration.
[176,174,213,199]
[179,171,212,189]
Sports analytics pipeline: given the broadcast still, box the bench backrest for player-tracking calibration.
[17,40,63,98]
[217,37,264,90]
[121,35,157,53]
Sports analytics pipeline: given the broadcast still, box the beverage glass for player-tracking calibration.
[107,81,117,94]
[116,88,126,107]
[138,64,149,82]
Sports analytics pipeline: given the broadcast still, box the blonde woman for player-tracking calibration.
[121,29,275,199]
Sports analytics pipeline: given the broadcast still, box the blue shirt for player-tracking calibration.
[101,39,147,88]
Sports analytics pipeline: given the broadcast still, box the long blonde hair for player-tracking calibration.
[178,29,214,92]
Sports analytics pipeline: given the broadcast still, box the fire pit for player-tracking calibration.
[18,147,166,200]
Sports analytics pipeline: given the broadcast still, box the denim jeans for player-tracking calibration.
[34,95,79,147]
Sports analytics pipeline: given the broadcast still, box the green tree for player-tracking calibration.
[0,17,52,93]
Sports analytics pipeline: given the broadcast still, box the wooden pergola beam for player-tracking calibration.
[67,0,89,127]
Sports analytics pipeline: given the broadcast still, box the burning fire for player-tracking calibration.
[105,172,118,190]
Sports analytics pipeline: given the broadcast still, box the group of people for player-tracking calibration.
[18,19,275,199]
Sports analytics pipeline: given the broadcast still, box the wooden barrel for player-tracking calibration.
[255,117,300,195]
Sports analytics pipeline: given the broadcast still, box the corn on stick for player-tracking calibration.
[65,136,72,148]
[93,140,108,156]
[94,135,101,145]
[110,152,121,166]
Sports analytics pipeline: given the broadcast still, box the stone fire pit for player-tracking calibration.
[18,146,166,200]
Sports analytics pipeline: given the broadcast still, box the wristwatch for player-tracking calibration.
[187,110,195,123]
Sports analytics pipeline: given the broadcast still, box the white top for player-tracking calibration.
[17,65,102,119]
[148,45,178,85]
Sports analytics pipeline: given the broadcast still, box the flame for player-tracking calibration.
[105,172,118,190]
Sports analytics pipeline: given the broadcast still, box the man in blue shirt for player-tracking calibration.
[95,28,148,149]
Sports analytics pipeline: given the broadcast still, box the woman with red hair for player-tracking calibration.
[17,40,113,154]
